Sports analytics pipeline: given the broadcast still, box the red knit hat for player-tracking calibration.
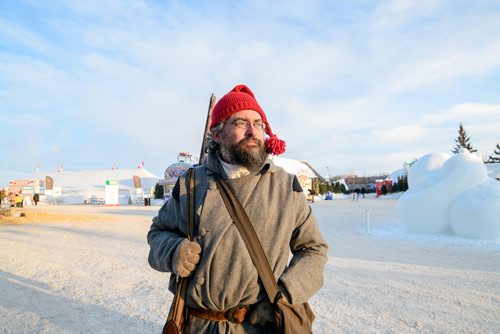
[210,84,286,155]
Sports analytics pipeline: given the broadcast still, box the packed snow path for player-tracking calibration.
[0,201,499,333]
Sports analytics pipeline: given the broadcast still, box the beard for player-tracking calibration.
[219,136,269,171]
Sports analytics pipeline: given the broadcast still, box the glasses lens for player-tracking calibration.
[229,120,265,130]
[233,121,247,129]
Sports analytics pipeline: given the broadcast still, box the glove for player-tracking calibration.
[248,300,274,326]
[172,239,202,277]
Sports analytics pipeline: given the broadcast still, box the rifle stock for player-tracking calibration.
[199,94,216,164]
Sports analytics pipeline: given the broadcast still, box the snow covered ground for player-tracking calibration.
[1,199,499,333]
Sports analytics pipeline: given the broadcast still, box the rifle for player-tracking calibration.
[199,94,216,164]
[162,93,216,334]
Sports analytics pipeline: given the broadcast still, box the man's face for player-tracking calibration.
[213,109,268,170]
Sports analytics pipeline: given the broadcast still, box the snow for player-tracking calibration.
[387,168,405,182]
[398,150,500,239]
[1,199,499,333]
[450,178,500,239]
[486,162,500,180]
[406,152,451,189]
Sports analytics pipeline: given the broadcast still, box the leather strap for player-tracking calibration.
[213,174,282,304]
[163,168,196,333]
[189,305,248,323]
[187,168,195,241]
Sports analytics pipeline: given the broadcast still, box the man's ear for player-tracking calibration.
[212,131,221,143]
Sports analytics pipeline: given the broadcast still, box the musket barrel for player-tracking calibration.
[199,94,216,165]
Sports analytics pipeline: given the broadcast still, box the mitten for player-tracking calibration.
[248,300,274,325]
[172,239,202,277]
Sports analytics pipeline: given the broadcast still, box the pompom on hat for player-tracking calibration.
[210,84,286,155]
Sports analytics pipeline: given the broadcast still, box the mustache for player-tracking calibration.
[239,136,263,146]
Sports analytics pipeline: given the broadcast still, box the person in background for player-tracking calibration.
[8,192,15,207]
[308,188,316,203]
[381,184,388,195]
[33,193,40,206]
[15,193,23,208]
[147,84,328,333]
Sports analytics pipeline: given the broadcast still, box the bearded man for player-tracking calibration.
[147,84,328,333]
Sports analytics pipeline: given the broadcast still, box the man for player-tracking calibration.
[148,84,328,333]
[33,193,40,206]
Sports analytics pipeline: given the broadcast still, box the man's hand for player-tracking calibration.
[172,239,202,277]
[248,300,274,325]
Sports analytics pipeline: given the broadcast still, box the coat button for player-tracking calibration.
[199,228,207,236]
[196,276,205,285]
[208,182,217,190]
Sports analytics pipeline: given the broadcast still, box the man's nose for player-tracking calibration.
[245,125,259,136]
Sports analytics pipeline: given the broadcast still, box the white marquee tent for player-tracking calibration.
[42,168,159,205]
[270,156,321,194]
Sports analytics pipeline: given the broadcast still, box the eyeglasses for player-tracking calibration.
[224,120,266,130]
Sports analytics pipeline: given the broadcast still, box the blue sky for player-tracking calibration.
[1,0,499,186]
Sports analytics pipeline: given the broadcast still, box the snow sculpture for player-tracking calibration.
[164,152,196,187]
[398,150,500,239]
[398,153,451,232]
[407,152,450,190]
[449,179,500,239]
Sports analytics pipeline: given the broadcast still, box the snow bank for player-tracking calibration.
[398,150,500,239]
[387,168,405,182]
[450,178,500,240]
[2,202,499,333]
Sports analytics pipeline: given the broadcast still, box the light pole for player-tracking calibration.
[326,166,332,182]
[52,146,61,172]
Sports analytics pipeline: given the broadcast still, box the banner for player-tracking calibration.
[105,179,119,206]
[133,175,142,189]
[46,176,53,190]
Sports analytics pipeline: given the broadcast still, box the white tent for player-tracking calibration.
[270,156,319,194]
[43,168,159,205]
[270,156,316,178]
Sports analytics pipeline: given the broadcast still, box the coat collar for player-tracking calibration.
[204,139,278,178]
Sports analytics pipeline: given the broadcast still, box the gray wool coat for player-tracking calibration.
[147,150,328,333]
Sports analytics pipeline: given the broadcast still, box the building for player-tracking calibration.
[8,179,45,195]
[331,174,387,192]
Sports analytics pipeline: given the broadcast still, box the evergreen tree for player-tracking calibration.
[396,175,409,192]
[318,183,326,195]
[485,144,500,163]
[452,122,477,154]
[392,182,400,193]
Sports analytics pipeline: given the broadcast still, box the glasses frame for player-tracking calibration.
[223,119,266,131]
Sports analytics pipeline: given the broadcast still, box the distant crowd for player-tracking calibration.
[0,192,40,208]
[351,187,367,200]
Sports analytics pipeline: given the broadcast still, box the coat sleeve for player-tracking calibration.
[147,178,187,273]
[278,192,329,304]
